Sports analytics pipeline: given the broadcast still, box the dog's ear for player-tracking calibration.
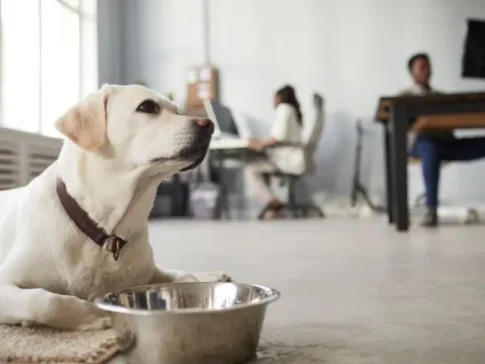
[55,85,113,151]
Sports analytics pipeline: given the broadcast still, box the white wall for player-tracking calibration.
[97,0,123,85]
[99,0,485,206]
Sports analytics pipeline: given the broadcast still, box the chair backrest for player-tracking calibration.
[304,93,325,174]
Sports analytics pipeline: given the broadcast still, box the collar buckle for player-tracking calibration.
[103,235,122,261]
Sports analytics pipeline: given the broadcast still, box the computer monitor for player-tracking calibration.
[462,19,485,79]
[203,99,240,138]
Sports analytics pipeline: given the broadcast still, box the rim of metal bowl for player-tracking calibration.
[94,282,281,316]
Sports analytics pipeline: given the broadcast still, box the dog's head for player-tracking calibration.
[55,84,214,173]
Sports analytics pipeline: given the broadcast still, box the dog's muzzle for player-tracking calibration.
[179,118,214,171]
[178,143,210,171]
[151,118,214,171]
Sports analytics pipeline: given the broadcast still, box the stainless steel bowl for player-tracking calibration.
[96,282,280,364]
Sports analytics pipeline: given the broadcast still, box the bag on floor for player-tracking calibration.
[190,181,222,219]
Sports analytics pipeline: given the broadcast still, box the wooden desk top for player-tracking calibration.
[375,91,485,122]
[411,113,485,132]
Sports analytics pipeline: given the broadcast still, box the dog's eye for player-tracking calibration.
[136,100,160,114]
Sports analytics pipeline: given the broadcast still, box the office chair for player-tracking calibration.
[258,93,325,219]
[350,119,385,212]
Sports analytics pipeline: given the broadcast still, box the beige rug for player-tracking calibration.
[0,325,118,364]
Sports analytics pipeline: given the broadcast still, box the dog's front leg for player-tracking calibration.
[149,267,232,284]
[0,284,110,330]
[148,268,199,284]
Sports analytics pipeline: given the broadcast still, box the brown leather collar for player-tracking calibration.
[56,178,127,261]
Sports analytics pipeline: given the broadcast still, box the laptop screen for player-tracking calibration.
[203,99,240,137]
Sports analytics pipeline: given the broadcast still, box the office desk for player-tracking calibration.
[210,138,249,150]
[375,92,485,232]
[209,140,264,219]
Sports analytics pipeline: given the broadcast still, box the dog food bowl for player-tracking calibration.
[96,282,280,364]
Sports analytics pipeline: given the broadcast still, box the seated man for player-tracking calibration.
[401,53,485,227]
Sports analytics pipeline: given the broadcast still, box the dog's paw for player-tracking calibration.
[192,271,232,283]
[21,320,35,328]
[173,274,199,283]
[77,315,112,331]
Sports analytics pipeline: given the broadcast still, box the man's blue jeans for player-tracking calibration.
[410,135,485,207]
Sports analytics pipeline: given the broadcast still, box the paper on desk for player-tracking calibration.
[454,129,485,138]
[187,70,197,84]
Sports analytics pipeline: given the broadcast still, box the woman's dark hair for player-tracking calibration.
[275,85,303,125]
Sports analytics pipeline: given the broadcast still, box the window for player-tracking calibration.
[0,0,97,137]
[0,0,40,134]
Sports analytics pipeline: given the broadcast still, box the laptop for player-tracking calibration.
[203,99,241,139]
[203,99,249,149]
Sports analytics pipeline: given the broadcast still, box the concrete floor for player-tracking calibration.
[144,218,485,363]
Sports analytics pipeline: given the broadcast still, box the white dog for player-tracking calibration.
[0,84,230,330]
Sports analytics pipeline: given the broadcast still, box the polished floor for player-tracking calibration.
[134,218,485,363]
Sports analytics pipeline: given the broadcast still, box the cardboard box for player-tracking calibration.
[186,64,218,116]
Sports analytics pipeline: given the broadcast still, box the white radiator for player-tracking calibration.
[0,128,62,191]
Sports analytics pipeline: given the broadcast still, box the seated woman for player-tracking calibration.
[245,85,305,218]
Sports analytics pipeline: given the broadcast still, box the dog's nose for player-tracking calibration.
[193,118,214,135]
[194,118,213,129]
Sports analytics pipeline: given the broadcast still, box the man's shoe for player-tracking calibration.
[421,208,438,227]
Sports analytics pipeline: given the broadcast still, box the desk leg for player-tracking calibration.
[217,152,231,220]
[383,126,394,224]
[212,151,224,220]
[238,150,247,219]
[390,106,409,232]
[221,167,231,220]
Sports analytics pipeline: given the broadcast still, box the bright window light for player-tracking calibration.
[0,0,98,137]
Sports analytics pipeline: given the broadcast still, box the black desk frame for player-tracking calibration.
[209,148,263,220]
[380,95,485,232]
